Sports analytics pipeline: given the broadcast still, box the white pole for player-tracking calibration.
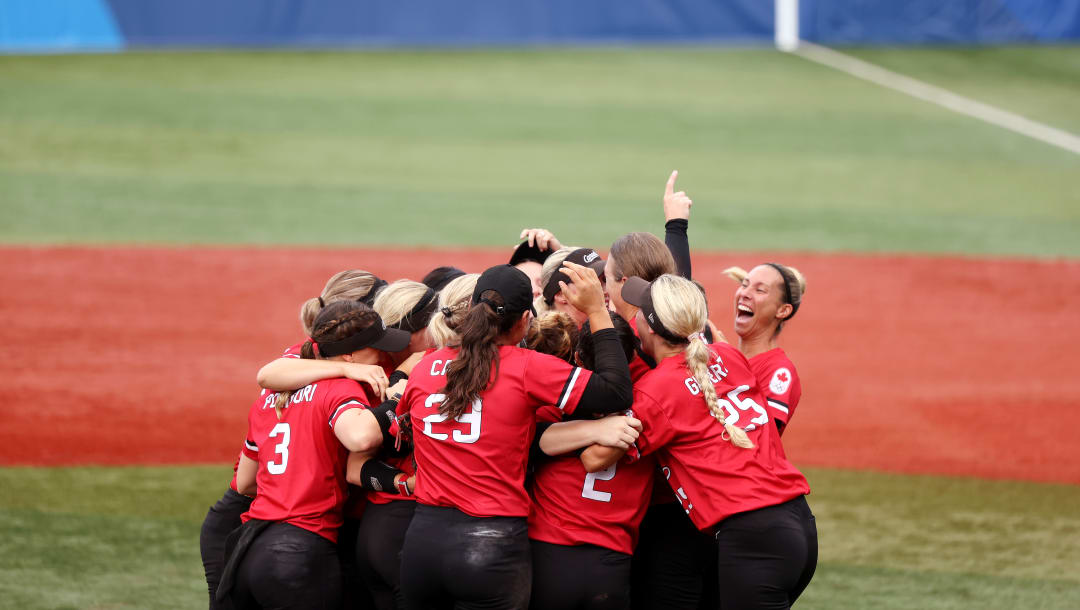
[775,0,799,52]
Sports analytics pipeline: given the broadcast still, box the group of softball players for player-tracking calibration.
[198,172,815,610]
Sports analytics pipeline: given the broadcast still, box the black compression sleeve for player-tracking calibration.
[388,370,408,386]
[358,459,404,493]
[370,398,400,443]
[369,398,413,457]
[570,328,632,419]
[665,218,691,279]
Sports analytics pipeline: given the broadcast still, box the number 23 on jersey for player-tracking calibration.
[420,393,482,444]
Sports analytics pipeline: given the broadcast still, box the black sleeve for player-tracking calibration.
[568,328,632,419]
[529,422,555,464]
[369,398,412,455]
[665,218,691,279]
[388,370,409,386]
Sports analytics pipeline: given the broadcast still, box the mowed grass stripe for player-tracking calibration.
[844,45,1080,135]
[1,465,1077,609]
[5,168,1079,256]
[1,48,1077,255]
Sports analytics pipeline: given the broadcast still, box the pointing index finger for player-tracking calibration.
[665,170,678,196]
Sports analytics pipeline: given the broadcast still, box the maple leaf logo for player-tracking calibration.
[777,371,789,383]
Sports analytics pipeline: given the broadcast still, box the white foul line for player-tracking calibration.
[794,42,1080,155]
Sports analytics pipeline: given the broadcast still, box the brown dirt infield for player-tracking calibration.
[2,246,1078,484]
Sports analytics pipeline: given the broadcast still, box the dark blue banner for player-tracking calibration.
[802,0,1080,44]
[100,0,773,47]
[2,1,1079,52]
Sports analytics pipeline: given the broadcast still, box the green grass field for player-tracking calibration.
[2,46,1079,609]
[2,466,1078,609]
[1,47,1077,255]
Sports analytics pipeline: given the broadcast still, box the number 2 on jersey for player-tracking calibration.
[582,463,616,502]
[421,393,482,444]
[267,422,291,475]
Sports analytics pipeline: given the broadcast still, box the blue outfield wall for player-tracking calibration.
[1,0,1079,52]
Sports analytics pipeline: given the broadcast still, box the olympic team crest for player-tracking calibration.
[770,368,792,395]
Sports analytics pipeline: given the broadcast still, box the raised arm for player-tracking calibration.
[662,170,693,279]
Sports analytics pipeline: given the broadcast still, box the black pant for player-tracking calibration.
[713,495,817,610]
[400,504,531,610]
[231,522,343,610]
[530,540,631,610]
[339,516,377,610]
[630,502,717,610]
[201,488,253,610]
[356,500,416,610]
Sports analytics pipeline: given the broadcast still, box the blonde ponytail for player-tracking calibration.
[722,266,749,284]
[428,273,479,348]
[651,274,754,450]
[685,336,753,449]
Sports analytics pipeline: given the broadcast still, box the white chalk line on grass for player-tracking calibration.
[794,42,1080,156]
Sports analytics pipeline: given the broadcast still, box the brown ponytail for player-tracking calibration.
[525,311,578,364]
[441,290,518,419]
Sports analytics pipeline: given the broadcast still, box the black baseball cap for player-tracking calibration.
[620,276,689,345]
[509,241,554,267]
[542,248,606,305]
[422,266,466,291]
[473,264,537,316]
[315,314,412,356]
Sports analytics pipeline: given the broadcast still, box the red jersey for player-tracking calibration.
[274,342,378,515]
[398,346,592,518]
[528,434,655,554]
[748,348,801,432]
[631,343,809,531]
[237,387,281,492]
[243,377,371,542]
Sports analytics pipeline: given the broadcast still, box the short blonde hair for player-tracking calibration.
[428,273,480,348]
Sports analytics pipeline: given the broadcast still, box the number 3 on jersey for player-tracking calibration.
[421,393,482,444]
[267,422,291,475]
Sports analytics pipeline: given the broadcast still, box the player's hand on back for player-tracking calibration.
[591,414,642,450]
[663,170,692,221]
